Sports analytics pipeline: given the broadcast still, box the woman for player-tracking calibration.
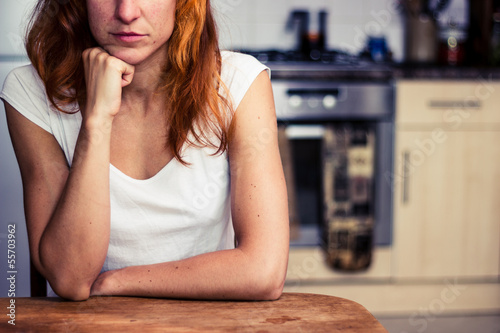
[0,0,289,301]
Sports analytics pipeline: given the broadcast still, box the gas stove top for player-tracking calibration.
[239,49,361,65]
[238,49,394,81]
[239,48,395,65]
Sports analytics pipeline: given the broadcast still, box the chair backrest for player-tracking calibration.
[30,261,47,297]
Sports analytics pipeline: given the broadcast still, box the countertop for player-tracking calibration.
[392,65,500,80]
[265,61,500,81]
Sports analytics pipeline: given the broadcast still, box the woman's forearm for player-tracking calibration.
[91,247,287,301]
[39,117,113,300]
[37,46,133,300]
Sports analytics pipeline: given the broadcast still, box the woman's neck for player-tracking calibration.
[121,58,167,115]
[120,41,170,111]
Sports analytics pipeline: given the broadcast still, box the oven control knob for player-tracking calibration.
[288,95,302,108]
[307,98,320,108]
[323,95,337,109]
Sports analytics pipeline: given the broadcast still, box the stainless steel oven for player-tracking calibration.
[270,66,394,271]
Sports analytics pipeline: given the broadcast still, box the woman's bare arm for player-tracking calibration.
[89,71,290,300]
[5,102,111,300]
[4,48,135,300]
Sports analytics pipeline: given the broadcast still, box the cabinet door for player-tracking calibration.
[393,130,500,279]
[396,80,500,125]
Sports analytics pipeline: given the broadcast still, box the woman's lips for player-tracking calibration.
[112,32,146,43]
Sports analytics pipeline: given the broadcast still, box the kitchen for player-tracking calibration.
[1,0,499,332]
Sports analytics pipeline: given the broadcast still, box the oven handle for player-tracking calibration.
[286,88,340,96]
[402,151,410,204]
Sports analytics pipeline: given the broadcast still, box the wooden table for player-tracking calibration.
[1,293,387,332]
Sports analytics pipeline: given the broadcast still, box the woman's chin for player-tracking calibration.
[109,53,143,65]
[104,45,168,67]
[102,47,143,65]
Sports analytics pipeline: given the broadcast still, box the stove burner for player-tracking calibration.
[239,49,363,65]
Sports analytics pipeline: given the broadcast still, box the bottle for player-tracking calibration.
[287,10,328,61]
[308,11,328,61]
[287,10,310,59]
[438,23,467,66]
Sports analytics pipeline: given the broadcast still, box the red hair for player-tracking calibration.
[26,0,232,164]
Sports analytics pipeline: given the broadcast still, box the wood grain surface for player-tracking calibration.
[1,293,388,332]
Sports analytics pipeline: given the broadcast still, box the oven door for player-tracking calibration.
[281,122,393,243]
[274,80,394,271]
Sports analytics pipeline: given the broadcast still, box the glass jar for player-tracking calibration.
[438,24,467,66]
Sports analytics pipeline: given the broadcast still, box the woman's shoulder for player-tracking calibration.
[221,51,270,79]
[220,51,270,109]
[2,64,41,86]
[1,64,45,100]
[221,50,262,65]
[1,64,53,133]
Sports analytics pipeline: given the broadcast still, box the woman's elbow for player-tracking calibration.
[250,265,287,301]
[260,279,285,301]
[50,277,92,301]
[54,285,91,301]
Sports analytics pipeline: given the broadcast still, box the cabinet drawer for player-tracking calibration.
[396,80,500,125]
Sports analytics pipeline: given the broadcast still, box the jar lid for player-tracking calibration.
[439,24,467,41]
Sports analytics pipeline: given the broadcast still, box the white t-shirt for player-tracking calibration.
[1,51,269,293]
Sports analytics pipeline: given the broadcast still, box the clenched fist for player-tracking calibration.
[82,47,135,122]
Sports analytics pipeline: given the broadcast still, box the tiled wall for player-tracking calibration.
[215,0,468,63]
[0,0,468,62]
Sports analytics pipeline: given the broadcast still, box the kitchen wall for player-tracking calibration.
[0,0,469,297]
[215,0,468,62]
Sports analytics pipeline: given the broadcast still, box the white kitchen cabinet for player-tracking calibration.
[393,80,500,280]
